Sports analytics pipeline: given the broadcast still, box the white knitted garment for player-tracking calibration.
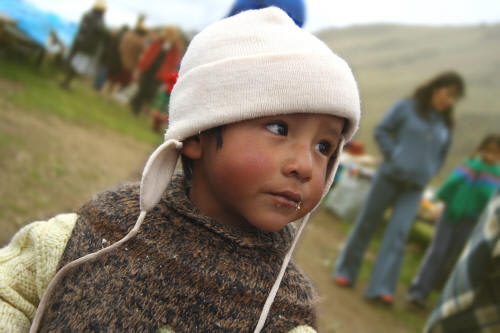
[0,214,76,332]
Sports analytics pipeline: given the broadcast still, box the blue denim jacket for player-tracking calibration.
[375,98,451,188]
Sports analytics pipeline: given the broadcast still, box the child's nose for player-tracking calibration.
[282,144,313,182]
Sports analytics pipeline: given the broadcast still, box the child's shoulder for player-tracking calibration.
[77,182,141,232]
[86,182,140,209]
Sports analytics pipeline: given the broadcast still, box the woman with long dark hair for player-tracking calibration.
[333,71,465,304]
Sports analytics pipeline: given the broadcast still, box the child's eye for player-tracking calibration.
[316,141,332,156]
[266,122,288,136]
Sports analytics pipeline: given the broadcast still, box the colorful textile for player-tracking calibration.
[151,89,170,114]
[425,193,500,333]
[437,158,500,223]
[137,40,182,82]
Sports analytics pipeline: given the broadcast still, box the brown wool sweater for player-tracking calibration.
[38,175,317,332]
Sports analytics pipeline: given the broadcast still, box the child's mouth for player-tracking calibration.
[269,191,301,208]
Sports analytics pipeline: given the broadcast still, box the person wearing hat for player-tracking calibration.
[0,8,360,332]
[131,25,184,118]
[60,0,107,90]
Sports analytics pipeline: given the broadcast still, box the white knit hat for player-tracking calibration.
[141,6,360,212]
[30,7,360,333]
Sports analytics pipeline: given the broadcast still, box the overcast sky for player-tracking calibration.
[26,0,500,32]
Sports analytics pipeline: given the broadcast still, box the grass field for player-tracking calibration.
[0,58,160,245]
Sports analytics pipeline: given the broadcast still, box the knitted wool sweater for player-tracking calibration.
[33,175,317,332]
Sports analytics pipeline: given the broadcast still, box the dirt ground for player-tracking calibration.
[296,209,428,332]
[0,79,153,245]
[0,78,428,332]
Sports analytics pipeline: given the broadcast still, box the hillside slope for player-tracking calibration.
[317,23,500,182]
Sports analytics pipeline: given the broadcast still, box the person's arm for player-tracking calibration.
[434,160,468,203]
[0,214,76,332]
[373,99,407,160]
[436,130,452,173]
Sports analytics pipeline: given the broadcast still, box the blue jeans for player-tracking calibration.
[334,168,423,298]
[408,215,476,301]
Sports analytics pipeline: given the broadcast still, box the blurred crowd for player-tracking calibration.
[57,0,188,134]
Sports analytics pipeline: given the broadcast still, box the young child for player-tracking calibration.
[407,134,500,308]
[0,8,360,332]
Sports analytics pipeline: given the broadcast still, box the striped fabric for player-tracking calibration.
[436,158,500,223]
[425,193,500,333]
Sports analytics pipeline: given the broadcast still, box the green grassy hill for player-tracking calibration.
[317,23,500,183]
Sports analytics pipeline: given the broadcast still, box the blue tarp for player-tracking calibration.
[0,0,78,49]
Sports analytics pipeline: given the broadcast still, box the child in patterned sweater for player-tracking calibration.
[408,134,500,307]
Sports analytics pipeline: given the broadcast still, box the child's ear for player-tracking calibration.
[182,135,202,159]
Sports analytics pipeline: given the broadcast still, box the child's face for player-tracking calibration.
[480,141,500,165]
[186,113,345,232]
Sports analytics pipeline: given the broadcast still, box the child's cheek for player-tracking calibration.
[224,150,274,186]
[211,148,275,200]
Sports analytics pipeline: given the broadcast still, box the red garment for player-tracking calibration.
[136,39,163,72]
[156,41,182,81]
[159,72,178,92]
[137,39,182,82]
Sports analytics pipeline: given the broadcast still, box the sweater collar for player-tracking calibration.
[161,174,296,253]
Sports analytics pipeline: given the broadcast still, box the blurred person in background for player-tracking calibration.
[60,0,107,90]
[150,71,177,133]
[94,25,129,92]
[424,192,500,333]
[130,25,184,116]
[98,25,130,95]
[116,17,148,94]
[333,71,465,305]
[226,0,305,27]
[407,134,500,308]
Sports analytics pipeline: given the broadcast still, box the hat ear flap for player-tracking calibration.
[322,137,345,198]
[140,139,183,211]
